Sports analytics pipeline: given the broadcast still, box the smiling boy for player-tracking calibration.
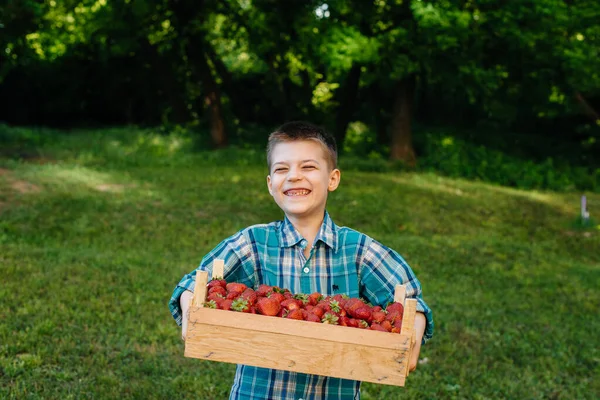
[169,121,434,400]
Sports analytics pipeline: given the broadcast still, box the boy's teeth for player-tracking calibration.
[287,189,310,196]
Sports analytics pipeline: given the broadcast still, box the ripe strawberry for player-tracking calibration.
[393,318,402,330]
[256,297,281,316]
[386,311,402,324]
[308,292,323,306]
[345,298,366,318]
[381,320,393,332]
[358,320,369,329]
[386,302,404,315]
[305,305,314,312]
[370,323,388,332]
[231,298,250,313]
[347,318,359,328]
[207,278,227,289]
[372,306,383,313]
[220,299,234,311]
[353,306,372,322]
[311,306,325,319]
[256,284,273,297]
[305,312,321,323]
[226,291,241,300]
[286,309,305,320]
[339,316,350,326]
[281,299,302,311]
[372,311,386,324]
[208,286,227,297]
[240,288,258,306]
[268,292,285,303]
[391,327,401,334]
[207,292,225,302]
[226,282,247,294]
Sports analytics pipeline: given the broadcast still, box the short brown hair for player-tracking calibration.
[267,121,338,170]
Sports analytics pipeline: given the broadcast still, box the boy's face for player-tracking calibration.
[267,140,340,221]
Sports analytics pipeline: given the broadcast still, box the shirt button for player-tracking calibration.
[303,267,310,273]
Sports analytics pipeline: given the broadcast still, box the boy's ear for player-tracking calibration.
[328,169,341,192]
[266,174,273,196]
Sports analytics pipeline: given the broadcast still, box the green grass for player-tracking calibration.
[1,127,599,399]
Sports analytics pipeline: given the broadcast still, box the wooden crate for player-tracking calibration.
[184,260,418,387]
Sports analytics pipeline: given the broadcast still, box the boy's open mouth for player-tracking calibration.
[284,189,311,196]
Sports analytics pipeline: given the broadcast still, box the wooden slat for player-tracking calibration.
[193,271,209,307]
[188,307,412,350]
[394,284,406,304]
[212,259,224,279]
[185,323,408,386]
[400,298,417,377]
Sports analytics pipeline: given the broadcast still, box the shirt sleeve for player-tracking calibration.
[168,229,258,326]
[358,237,434,344]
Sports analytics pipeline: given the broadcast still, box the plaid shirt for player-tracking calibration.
[169,211,434,400]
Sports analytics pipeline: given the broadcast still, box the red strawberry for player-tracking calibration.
[370,323,388,332]
[393,318,402,330]
[353,306,372,322]
[281,299,302,311]
[381,320,393,332]
[207,292,225,302]
[391,327,401,334]
[358,320,369,329]
[372,306,383,313]
[208,286,227,297]
[386,311,402,324]
[386,302,404,315]
[311,306,325,319]
[345,298,366,318]
[268,292,285,304]
[347,318,359,328]
[305,305,314,312]
[305,312,321,322]
[286,309,305,320]
[256,284,273,297]
[207,278,227,289]
[339,316,350,326]
[240,288,258,306]
[308,292,323,306]
[226,291,241,300]
[220,299,234,311]
[372,311,386,324]
[256,297,281,316]
[226,282,247,294]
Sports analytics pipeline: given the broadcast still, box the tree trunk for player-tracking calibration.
[334,64,362,150]
[390,75,417,166]
[202,61,227,148]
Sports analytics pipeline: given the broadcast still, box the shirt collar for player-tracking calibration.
[279,211,338,251]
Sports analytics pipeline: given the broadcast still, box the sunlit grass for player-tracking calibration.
[1,127,599,399]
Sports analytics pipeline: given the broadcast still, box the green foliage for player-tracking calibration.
[416,130,600,192]
[1,128,599,399]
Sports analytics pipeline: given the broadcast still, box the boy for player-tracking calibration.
[169,121,434,400]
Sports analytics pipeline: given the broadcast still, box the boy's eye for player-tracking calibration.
[274,168,288,172]
[303,165,316,170]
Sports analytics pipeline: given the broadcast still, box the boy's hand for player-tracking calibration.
[409,312,427,371]
[180,290,194,341]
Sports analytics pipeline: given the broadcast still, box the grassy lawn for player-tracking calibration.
[1,127,599,399]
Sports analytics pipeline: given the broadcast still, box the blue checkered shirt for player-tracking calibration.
[169,211,434,400]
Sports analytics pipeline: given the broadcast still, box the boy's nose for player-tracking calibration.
[287,168,303,181]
